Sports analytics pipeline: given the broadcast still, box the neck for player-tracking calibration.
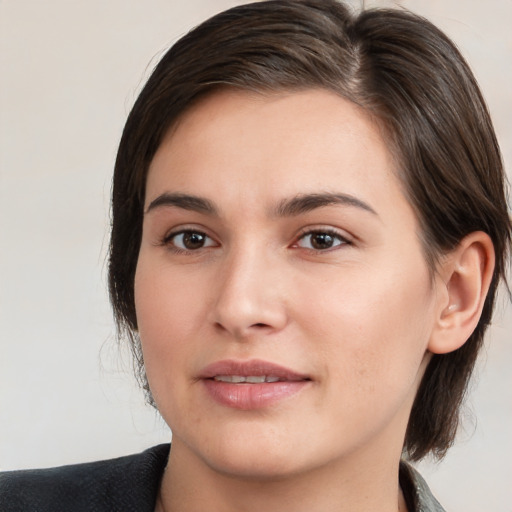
[157,439,407,512]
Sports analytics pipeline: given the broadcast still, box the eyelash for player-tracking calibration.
[293,228,351,252]
[161,229,217,254]
[160,227,351,254]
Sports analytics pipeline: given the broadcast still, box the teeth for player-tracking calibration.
[246,376,266,383]
[213,375,281,383]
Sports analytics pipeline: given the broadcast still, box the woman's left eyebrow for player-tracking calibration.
[273,192,378,217]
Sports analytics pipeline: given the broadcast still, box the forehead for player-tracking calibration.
[146,88,414,226]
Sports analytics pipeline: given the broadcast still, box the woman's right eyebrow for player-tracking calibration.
[145,193,218,215]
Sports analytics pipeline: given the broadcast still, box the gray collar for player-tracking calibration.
[400,461,446,512]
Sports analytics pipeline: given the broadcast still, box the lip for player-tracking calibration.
[199,359,311,410]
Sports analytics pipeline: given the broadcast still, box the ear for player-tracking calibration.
[428,231,495,355]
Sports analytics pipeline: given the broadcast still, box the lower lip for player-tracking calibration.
[202,379,309,410]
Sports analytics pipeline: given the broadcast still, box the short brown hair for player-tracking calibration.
[109,0,511,460]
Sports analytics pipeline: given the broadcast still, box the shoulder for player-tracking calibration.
[399,460,446,512]
[0,444,170,512]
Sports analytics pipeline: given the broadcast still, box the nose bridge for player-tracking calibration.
[211,236,287,337]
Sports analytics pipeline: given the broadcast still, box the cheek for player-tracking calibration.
[295,257,435,396]
[133,261,204,393]
[135,256,207,338]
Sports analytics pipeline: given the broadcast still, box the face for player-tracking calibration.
[135,89,440,479]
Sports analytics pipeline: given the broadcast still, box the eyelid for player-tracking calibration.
[160,224,220,252]
[161,223,213,240]
[291,226,353,250]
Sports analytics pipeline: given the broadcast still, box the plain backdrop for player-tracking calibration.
[1,1,511,510]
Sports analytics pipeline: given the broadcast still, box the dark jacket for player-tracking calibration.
[0,444,169,512]
[0,444,445,511]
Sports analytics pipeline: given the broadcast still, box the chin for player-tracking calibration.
[205,450,304,481]
[191,429,321,481]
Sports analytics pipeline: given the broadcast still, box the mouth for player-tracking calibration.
[199,359,311,410]
[213,375,284,383]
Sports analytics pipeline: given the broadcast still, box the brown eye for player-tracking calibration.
[168,230,216,250]
[297,230,347,251]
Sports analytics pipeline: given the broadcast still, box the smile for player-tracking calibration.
[213,375,282,383]
[200,360,311,410]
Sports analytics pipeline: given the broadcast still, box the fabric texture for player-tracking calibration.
[400,461,446,512]
[1,444,445,511]
[0,444,169,512]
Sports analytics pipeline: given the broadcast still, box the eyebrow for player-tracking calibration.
[145,191,378,218]
[273,192,378,217]
[146,193,218,215]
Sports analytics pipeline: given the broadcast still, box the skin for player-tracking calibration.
[134,89,472,512]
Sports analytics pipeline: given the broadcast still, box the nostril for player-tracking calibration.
[252,323,269,328]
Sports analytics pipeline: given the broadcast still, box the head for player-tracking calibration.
[109,0,511,462]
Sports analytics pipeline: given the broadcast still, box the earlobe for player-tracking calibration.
[428,231,495,355]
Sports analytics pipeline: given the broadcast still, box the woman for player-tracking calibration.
[2,1,510,511]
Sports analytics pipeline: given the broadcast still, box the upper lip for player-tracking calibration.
[199,359,310,381]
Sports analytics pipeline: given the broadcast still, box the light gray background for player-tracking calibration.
[1,1,511,510]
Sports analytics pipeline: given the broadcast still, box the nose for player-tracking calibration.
[210,243,288,339]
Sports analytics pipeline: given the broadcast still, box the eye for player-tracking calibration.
[295,229,349,251]
[165,230,217,251]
